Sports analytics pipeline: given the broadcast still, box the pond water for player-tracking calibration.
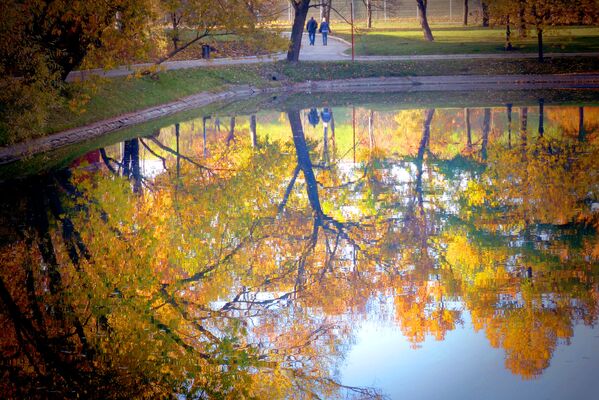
[1,93,599,399]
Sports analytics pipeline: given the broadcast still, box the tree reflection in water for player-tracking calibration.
[1,103,598,398]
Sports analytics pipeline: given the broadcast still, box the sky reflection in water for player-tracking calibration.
[1,99,598,399]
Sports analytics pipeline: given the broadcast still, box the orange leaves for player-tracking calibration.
[3,99,599,395]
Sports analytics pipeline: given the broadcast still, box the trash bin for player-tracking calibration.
[202,44,211,59]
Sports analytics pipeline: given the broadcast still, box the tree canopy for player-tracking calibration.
[0,0,281,145]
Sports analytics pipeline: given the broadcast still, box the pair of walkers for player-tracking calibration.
[306,17,331,46]
[308,107,333,128]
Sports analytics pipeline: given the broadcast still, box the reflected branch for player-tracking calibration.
[147,137,213,173]
[139,138,168,171]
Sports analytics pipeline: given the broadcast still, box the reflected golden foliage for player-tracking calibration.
[1,104,599,397]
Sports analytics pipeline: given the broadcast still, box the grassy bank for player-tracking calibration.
[15,56,599,146]
[48,66,275,134]
[333,25,599,56]
[277,57,599,81]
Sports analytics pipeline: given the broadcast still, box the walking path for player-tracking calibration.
[298,33,350,61]
[65,34,350,81]
[66,33,599,81]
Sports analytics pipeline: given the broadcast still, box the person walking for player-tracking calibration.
[308,108,320,127]
[306,17,318,46]
[319,18,330,46]
[320,107,332,126]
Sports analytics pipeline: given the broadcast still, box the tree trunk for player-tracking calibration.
[505,15,513,50]
[481,2,489,27]
[250,115,258,147]
[518,0,527,38]
[227,117,236,146]
[416,0,434,41]
[507,104,513,149]
[278,166,301,214]
[29,190,62,294]
[202,118,208,157]
[287,0,311,62]
[579,106,586,141]
[176,123,181,177]
[520,107,528,149]
[418,109,435,161]
[463,0,468,25]
[537,27,544,62]
[171,13,180,50]
[368,110,375,150]
[367,0,373,28]
[416,109,435,222]
[288,110,323,215]
[465,108,472,149]
[578,1,585,25]
[325,0,332,22]
[538,98,544,137]
[123,139,141,193]
[323,124,329,165]
[482,108,490,160]
[319,0,332,21]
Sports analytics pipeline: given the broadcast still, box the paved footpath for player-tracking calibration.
[66,34,348,81]
[66,33,599,81]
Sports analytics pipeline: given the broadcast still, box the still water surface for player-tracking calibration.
[1,96,599,399]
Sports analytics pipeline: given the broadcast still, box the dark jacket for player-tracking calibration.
[308,108,320,127]
[321,108,332,123]
[319,21,330,34]
[306,19,317,33]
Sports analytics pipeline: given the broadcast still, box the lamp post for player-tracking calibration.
[350,0,355,61]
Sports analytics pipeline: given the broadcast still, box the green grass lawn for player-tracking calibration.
[48,66,275,134]
[333,24,599,56]
[44,57,599,136]
[277,57,599,81]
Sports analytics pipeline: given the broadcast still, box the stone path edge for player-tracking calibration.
[2,73,599,165]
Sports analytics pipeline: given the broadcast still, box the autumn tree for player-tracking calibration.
[482,1,490,26]
[156,0,281,65]
[0,0,161,144]
[0,0,281,144]
[0,114,392,398]
[488,0,595,61]
[487,0,519,50]
[526,0,568,61]
[0,1,161,82]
